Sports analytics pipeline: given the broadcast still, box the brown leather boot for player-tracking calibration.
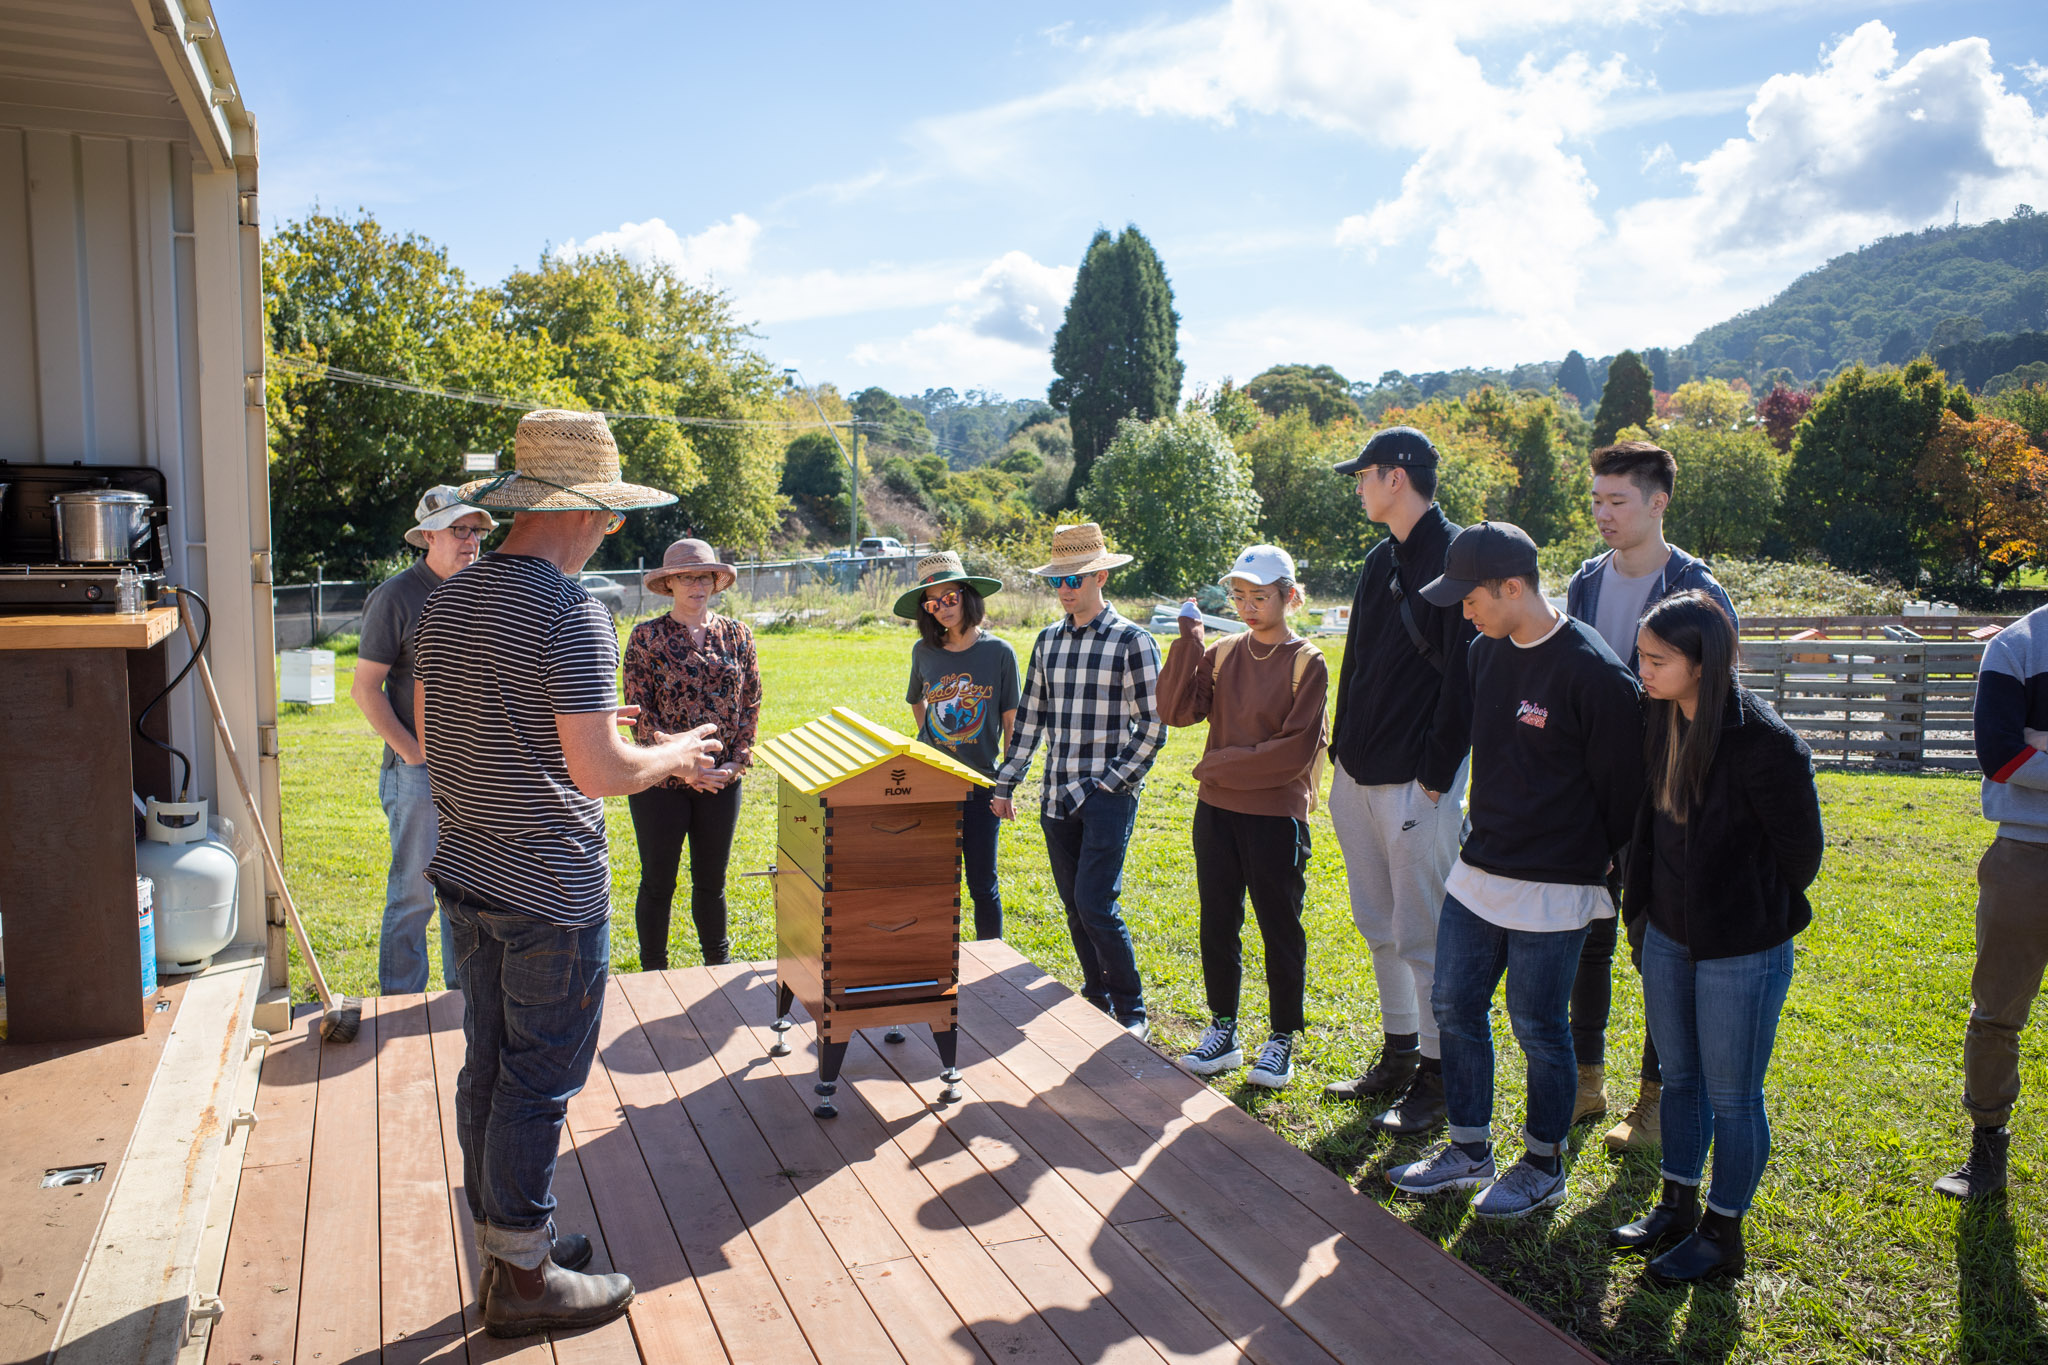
[1604,1081,1662,1152]
[483,1255,634,1338]
[1572,1063,1608,1125]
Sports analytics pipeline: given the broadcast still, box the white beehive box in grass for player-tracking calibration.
[280,649,336,705]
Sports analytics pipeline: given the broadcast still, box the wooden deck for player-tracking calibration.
[204,940,1595,1365]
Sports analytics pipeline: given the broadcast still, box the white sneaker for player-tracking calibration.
[1245,1033,1295,1089]
[1180,1018,1242,1075]
[1387,1141,1497,1197]
[1470,1158,1568,1220]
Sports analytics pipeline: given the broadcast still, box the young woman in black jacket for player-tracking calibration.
[1608,590,1824,1284]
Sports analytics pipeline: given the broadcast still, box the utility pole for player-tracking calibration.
[849,429,862,555]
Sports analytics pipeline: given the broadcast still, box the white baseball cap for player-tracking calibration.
[1220,544,1296,587]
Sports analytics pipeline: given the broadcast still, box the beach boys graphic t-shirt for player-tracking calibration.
[906,633,1021,778]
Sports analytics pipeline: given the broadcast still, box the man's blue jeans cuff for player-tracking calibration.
[1448,1123,1492,1146]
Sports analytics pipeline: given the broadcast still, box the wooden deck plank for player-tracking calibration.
[424,990,555,1365]
[378,993,470,1353]
[547,1137,650,1365]
[564,981,730,1364]
[636,968,901,1362]
[713,967,1080,1365]
[206,1003,320,1365]
[294,991,383,1364]
[984,1235,1174,1365]
[964,944,1597,1365]
[609,972,821,1364]
[849,1258,995,1365]
[1116,1217,1341,1365]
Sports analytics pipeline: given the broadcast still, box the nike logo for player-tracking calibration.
[1400,819,1419,832]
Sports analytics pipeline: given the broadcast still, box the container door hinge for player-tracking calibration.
[258,724,280,757]
[226,1110,258,1143]
[244,371,265,408]
[265,892,286,927]
[187,1294,224,1340]
[251,550,272,585]
[247,1028,272,1058]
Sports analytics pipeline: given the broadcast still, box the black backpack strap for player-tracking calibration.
[1387,571,1446,676]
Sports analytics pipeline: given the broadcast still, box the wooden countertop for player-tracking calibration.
[0,605,178,650]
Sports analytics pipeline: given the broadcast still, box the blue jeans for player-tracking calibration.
[962,786,1004,940]
[1641,925,1794,1217]
[1432,893,1592,1154]
[1041,786,1144,1024]
[379,761,455,993]
[442,889,610,1270]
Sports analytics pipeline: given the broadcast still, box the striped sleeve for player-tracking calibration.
[543,599,619,715]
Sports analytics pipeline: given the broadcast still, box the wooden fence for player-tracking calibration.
[1742,615,2010,641]
[1738,637,1986,769]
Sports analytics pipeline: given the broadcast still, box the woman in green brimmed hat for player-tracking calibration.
[899,551,1019,940]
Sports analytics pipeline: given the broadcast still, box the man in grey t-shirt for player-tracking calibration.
[349,486,493,993]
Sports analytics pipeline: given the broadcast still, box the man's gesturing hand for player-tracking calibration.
[664,722,723,782]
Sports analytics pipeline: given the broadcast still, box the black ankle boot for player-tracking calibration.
[1933,1125,2009,1201]
[1647,1208,1746,1284]
[1609,1178,1700,1254]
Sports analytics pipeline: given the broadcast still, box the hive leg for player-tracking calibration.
[814,1039,850,1118]
[884,1027,906,1043]
[934,1027,963,1104]
[769,981,795,1057]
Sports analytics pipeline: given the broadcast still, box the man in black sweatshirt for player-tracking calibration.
[1323,426,1477,1136]
[1386,522,1644,1220]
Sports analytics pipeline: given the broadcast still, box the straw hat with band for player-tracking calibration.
[645,538,738,596]
[405,485,496,549]
[1030,522,1133,577]
[892,551,1003,619]
[460,409,676,513]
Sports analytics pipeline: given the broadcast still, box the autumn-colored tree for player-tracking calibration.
[1915,411,2048,587]
[1757,386,1815,452]
[1666,379,1750,430]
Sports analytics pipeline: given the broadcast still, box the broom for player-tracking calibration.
[175,594,363,1043]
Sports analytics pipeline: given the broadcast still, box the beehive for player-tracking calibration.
[754,707,989,1115]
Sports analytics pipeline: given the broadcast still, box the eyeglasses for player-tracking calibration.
[1047,573,1087,589]
[923,589,963,612]
[672,572,719,588]
[443,524,489,541]
[603,512,625,535]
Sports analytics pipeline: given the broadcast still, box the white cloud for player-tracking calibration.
[558,213,760,281]
[847,250,1074,391]
[2021,60,2048,88]
[737,262,967,325]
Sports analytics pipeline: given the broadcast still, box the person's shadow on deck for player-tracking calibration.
[1955,1197,2048,1365]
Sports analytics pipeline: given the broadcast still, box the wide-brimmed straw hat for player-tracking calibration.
[644,538,738,596]
[459,409,676,513]
[892,551,1004,619]
[1030,522,1132,577]
[405,485,496,549]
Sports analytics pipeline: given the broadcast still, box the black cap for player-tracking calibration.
[1333,425,1438,476]
[1419,521,1540,607]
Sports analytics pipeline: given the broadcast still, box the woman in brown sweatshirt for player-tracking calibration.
[1157,544,1330,1087]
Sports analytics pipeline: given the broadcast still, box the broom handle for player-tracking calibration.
[175,599,336,1012]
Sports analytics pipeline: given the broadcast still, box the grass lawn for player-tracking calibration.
[279,618,2046,1364]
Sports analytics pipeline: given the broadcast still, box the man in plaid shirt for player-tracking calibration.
[991,523,1168,1037]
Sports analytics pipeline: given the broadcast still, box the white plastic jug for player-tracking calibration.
[137,799,239,973]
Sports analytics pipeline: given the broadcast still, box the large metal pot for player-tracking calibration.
[51,489,158,563]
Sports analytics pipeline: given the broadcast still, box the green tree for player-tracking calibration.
[1592,350,1655,446]
[1049,226,1184,504]
[264,211,573,579]
[1557,349,1596,407]
[1779,359,1975,582]
[1238,411,1372,571]
[1375,400,1521,530]
[1244,364,1360,424]
[1667,378,1750,429]
[1079,410,1257,596]
[498,249,784,562]
[1203,379,1264,439]
[1660,426,1787,558]
[851,387,934,455]
[780,431,850,534]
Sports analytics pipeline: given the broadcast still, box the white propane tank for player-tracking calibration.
[137,798,239,973]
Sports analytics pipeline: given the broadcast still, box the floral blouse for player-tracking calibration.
[622,613,762,789]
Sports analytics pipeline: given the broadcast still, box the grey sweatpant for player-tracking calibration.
[1329,760,1468,1055]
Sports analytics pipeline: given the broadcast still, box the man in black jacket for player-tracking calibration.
[1323,426,1477,1135]
[1387,522,1644,1219]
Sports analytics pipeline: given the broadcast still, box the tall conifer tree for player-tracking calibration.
[1556,349,1596,408]
[1048,226,1184,504]
[1592,350,1655,446]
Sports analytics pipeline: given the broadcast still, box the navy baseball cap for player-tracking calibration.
[1419,521,1540,606]
[1333,425,1438,476]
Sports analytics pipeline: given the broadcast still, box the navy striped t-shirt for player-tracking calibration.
[415,553,620,926]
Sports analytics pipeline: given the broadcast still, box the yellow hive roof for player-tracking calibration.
[755,706,989,794]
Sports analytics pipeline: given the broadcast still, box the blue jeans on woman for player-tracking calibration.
[441,887,610,1270]
[1432,893,1593,1155]
[1640,925,1795,1217]
[1041,785,1144,1025]
[961,786,1004,940]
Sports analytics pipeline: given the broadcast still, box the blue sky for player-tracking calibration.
[215,1,2048,402]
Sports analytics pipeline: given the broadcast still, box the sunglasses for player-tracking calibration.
[922,589,964,612]
[1046,573,1089,589]
[603,512,625,535]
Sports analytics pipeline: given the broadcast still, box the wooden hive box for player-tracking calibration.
[754,706,989,1115]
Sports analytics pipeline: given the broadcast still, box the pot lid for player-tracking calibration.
[52,489,152,503]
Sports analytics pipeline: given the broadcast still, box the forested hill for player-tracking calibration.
[1685,208,2048,383]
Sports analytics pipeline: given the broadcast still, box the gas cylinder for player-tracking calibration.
[136,799,239,973]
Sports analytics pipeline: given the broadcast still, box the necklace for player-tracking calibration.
[1244,634,1289,661]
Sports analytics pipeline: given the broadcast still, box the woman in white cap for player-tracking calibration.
[896,552,1020,939]
[1158,544,1329,1088]
[621,539,761,968]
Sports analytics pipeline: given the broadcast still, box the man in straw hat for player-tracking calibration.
[413,410,723,1337]
[351,485,495,995]
[991,523,1168,1038]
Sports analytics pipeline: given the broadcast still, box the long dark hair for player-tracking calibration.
[1640,589,1737,822]
[916,582,987,648]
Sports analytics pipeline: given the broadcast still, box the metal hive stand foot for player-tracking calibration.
[814,1040,849,1118]
[935,1026,963,1105]
[769,982,795,1057]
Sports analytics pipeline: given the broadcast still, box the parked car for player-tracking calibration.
[857,536,908,558]
[578,572,628,617]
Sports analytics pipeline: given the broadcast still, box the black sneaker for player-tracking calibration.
[1179,1017,1242,1076]
[1324,1038,1420,1100]
[1372,1066,1446,1135]
[1246,1033,1295,1089]
[1933,1125,2010,1201]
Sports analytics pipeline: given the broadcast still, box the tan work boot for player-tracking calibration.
[1572,1063,1608,1125]
[1604,1081,1662,1152]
